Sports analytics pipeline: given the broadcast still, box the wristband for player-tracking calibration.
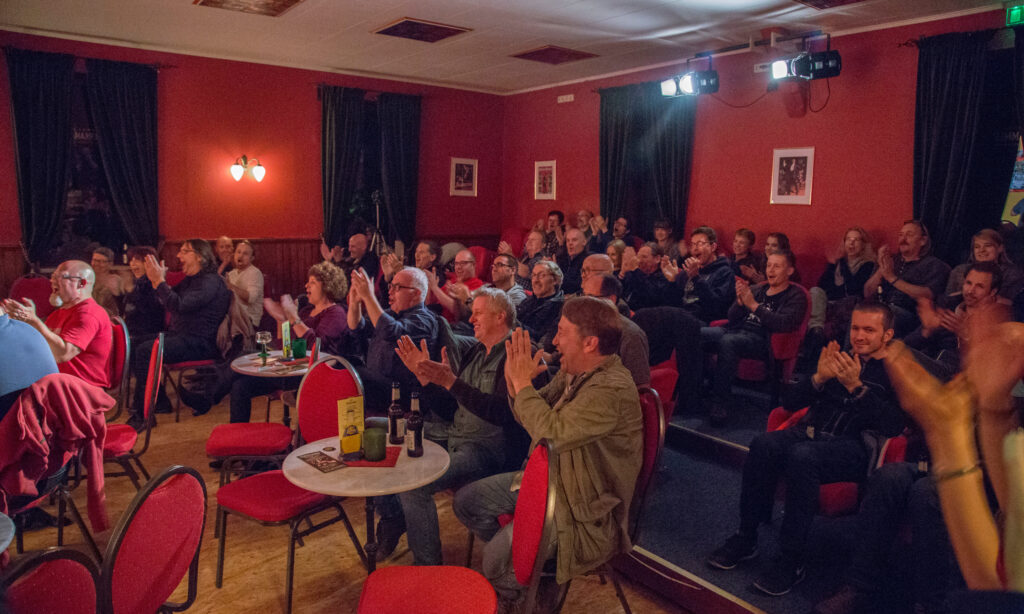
[932,461,982,484]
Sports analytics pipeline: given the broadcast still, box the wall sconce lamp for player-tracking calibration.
[230,155,266,182]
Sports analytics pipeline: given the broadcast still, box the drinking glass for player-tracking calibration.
[255,330,272,365]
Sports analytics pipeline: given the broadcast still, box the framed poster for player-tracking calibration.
[770,147,814,205]
[534,160,556,200]
[450,157,478,197]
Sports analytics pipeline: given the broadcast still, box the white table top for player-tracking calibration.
[230,351,336,378]
[283,437,450,497]
[0,512,13,551]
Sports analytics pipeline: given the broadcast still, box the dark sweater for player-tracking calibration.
[123,276,165,338]
[683,255,736,323]
[621,269,678,311]
[155,271,232,341]
[556,250,589,295]
[816,258,876,301]
[517,290,565,351]
[727,283,806,337]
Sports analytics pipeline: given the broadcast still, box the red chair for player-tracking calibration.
[631,386,666,543]
[9,461,100,560]
[710,283,812,407]
[767,406,908,517]
[358,440,558,614]
[162,357,218,423]
[105,316,131,422]
[9,274,54,321]
[649,367,679,424]
[100,465,207,614]
[215,357,368,614]
[468,245,495,283]
[104,333,162,490]
[1,547,100,614]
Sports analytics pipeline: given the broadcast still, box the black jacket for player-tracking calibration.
[682,255,736,323]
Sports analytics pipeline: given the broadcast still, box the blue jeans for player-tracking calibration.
[701,326,769,403]
[382,438,503,565]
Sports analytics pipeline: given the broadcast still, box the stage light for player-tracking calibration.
[770,50,841,81]
[661,56,719,97]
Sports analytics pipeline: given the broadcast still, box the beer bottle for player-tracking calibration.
[388,382,405,445]
[406,392,424,458]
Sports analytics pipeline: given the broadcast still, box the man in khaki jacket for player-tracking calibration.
[454,296,643,608]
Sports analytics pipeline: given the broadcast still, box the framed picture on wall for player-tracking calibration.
[770,147,814,205]
[535,160,556,200]
[450,157,478,197]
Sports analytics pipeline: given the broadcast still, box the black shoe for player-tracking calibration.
[707,533,757,570]
[153,404,173,414]
[375,515,407,561]
[126,414,147,433]
[709,403,728,427]
[180,387,213,416]
[753,559,806,596]
[17,507,71,531]
[812,584,874,614]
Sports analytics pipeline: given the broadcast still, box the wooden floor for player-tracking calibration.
[13,396,682,614]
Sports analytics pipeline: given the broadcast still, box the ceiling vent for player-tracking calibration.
[791,0,869,9]
[512,45,598,65]
[374,18,471,43]
[192,0,305,17]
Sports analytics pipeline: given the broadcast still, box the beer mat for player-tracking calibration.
[297,451,347,473]
[344,446,402,467]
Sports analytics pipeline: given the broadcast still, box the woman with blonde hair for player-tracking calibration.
[808,226,877,338]
[606,239,627,275]
[945,228,1024,301]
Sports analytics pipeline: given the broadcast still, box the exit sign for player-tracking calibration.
[1009,4,1024,26]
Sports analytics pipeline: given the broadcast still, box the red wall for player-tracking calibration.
[499,10,1004,283]
[0,31,505,244]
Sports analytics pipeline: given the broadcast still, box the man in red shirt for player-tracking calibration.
[2,260,112,388]
[428,248,484,326]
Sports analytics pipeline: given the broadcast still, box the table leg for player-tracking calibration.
[282,403,291,429]
[364,496,377,573]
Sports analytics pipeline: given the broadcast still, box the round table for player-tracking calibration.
[283,436,450,571]
[0,512,14,551]
[230,351,337,426]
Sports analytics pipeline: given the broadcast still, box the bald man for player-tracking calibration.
[216,235,234,276]
[3,260,112,388]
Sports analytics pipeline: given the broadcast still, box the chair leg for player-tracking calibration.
[333,504,368,570]
[465,531,475,568]
[215,507,227,588]
[133,455,151,481]
[56,489,67,546]
[121,459,142,490]
[64,493,101,561]
[286,520,299,614]
[265,396,272,422]
[608,569,632,614]
[175,371,185,422]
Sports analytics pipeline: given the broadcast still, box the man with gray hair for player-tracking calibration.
[516,260,565,353]
[3,260,112,388]
[376,286,530,564]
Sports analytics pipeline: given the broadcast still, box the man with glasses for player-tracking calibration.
[429,249,483,327]
[662,226,736,324]
[618,242,677,311]
[90,247,124,317]
[516,261,565,354]
[487,254,526,307]
[3,260,112,389]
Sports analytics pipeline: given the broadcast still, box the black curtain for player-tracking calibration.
[377,92,421,246]
[321,86,366,248]
[4,48,75,263]
[599,82,696,237]
[84,59,159,247]
[913,30,996,263]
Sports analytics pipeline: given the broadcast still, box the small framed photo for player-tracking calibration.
[450,157,478,197]
[770,147,814,205]
[534,160,556,200]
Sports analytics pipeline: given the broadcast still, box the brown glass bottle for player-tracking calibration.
[406,392,424,458]
[388,382,405,445]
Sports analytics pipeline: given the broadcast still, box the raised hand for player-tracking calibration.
[814,341,840,383]
[683,256,701,279]
[660,256,679,282]
[497,241,514,256]
[350,268,372,300]
[381,252,402,279]
[739,264,757,281]
[916,297,943,333]
[832,349,863,392]
[280,294,299,320]
[423,268,440,290]
[965,304,1024,414]
[144,255,167,287]
[885,340,975,441]
[447,283,470,303]
[394,335,433,386]
[877,245,895,282]
[2,297,40,327]
[532,218,545,232]
[620,247,639,274]
[416,347,458,389]
[504,327,543,394]
[263,297,286,322]
[320,238,332,261]
[591,215,607,234]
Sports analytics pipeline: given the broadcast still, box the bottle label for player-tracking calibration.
[407,431,415,452]
[397,418,405,439]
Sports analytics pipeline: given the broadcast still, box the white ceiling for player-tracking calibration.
[0,0,1002,94]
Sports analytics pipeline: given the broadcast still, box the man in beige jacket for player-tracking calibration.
[454,296,643,609]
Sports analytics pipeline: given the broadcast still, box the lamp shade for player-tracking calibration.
[230,163,245,181]
[252,163,266,182]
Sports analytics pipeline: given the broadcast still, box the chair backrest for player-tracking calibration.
[1,546,100,614]
[10,274,55,321]
[106,316,131,419]
[101,465,207,614]
[648,367,678,423]
[136,334,165,453]
[500,227,528,256]
[296,356,364,443]
[767,406,809,432]
[512,440,557,608]
[631,386,666,542]
[769,283,812,363]
[468,245,494,283]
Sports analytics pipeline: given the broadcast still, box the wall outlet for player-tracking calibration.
[557,94,574,103]
[753,62,770,73]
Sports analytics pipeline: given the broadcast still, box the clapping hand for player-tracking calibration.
[832,348,863,392]
[498,241,514,256]
[590,215,607,234]
[424,268,440,290]
[504,327,544,395]
[280,294,299,320]
[735,277,754,308]
[886,340,976,441]
[964,304,1024,414]
[381,252,402,279]
[620,247,639,274]
[350,268,372,301]
[877,245,895,282]
[447,283,470,303]
[415,347,458,389]
[738,264,758,281]
[395,335,433,386]
[2,297,39,327]
[263,297,286,322]
[917,297,943,333]
[319,238,332,261]
[683,256,701,279]
[814,341,841,383]
[143,255,167,287]
[660,256,679,282]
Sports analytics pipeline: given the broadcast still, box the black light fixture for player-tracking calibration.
[770,35,841,81]
[661,56,719,97]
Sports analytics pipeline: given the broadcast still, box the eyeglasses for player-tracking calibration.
[178,247,195,254]
[690,241,711,248]
[491,262,512,269]
[390,283,418,292]
[56,274,84,282]
[453,260,475,266]
[531,272,552,279]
